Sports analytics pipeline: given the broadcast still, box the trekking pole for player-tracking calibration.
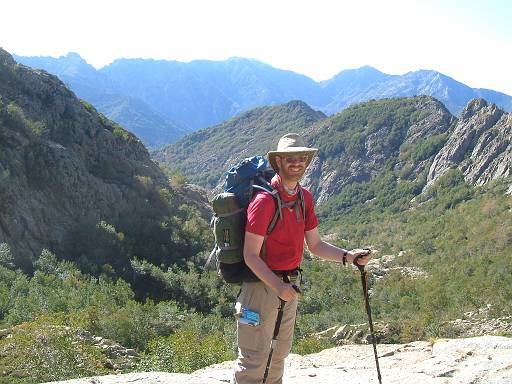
[262,298,286,384]
[262,282,300,384]
[354,251,382,384]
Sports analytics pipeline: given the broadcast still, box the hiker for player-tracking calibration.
[233,133,372,384]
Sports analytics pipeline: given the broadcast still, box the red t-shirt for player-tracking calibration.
[245,177,319,270]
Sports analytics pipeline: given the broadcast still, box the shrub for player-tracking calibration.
[0,243,14,269]
[292,336,335,355]
[0,317,109,384]
[5,101,45,135]
[136,327,233,373]
[112,123,131,141]
[160,165,188,186]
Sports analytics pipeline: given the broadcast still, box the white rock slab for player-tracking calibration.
[43,336,512,384]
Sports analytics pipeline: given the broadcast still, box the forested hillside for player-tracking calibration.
[0,47,210,296]
[153,100,325,188]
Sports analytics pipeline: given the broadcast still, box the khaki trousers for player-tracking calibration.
[232,281,298,384]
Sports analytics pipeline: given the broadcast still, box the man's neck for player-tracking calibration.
[280,177,298,195]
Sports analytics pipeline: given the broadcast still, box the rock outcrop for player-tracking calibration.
[367,253,429,281]
[308,96,512,203]
[447,305,512,338]
[76,330,140,371]
[43,336,512,384]
[427,98,512,188]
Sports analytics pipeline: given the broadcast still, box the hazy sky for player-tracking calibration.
[2,0,511,94]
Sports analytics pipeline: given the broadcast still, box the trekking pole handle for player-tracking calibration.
[353,248,372,272]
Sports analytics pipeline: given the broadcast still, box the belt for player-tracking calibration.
[273,268,300,277]
[273,268,301,285]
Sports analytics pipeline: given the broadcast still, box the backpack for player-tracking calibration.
[207,155,305,284]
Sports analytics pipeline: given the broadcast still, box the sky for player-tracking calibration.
[2,0,511,94]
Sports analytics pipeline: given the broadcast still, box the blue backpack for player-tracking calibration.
[207,156,305,284]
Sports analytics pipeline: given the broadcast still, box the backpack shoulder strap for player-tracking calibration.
[259,189,281,262]
[298,185,306,220]
[267,185,307,234]
[266,189,282,235]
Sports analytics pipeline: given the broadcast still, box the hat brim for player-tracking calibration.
[267,148,317,172]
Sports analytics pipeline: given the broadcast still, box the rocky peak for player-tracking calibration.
[57,52,98,76]
[427,98,510,188]
[63,52,85,61]
[460,98,489,119]
[0,48,16,66]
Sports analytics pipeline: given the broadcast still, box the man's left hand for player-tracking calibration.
[349,249,372,266]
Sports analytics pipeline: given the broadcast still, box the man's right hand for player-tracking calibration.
[277,282,299,302]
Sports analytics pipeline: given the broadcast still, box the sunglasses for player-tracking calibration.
[282,155,308,164]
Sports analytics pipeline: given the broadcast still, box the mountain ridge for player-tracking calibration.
[156,94,511,211]
[153,100,325,188]
[13,52,512,148]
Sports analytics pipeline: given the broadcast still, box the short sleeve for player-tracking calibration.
[245,192,276,236]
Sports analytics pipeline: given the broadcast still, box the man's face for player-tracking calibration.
[276,154,308,182]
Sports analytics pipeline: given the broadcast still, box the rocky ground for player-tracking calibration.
[44,335,512,384]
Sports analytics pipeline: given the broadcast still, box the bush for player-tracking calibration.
[0,243,14,269]
[136,319,234,373]
[4,101,45,136]
[0,317,109,384]
[292,336,335,355]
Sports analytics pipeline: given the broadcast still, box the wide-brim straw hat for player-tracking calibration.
[267,133,318,172]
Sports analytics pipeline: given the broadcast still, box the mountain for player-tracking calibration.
[100,57,330,131]
[13,53,188,149]
[159,94,511,207]
[153,100,326,188]
[13,54,328,135]
[94,94,189,148]
[319,65,393,111]
[427,98,512,188]
[305,96,456,202]
[13,54,512,148]
[13,52,108,109]
[0,48,208,281]
[320,68,512,118]
[157,95,452,197]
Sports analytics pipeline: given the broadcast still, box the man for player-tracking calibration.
[233,133,372,383]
